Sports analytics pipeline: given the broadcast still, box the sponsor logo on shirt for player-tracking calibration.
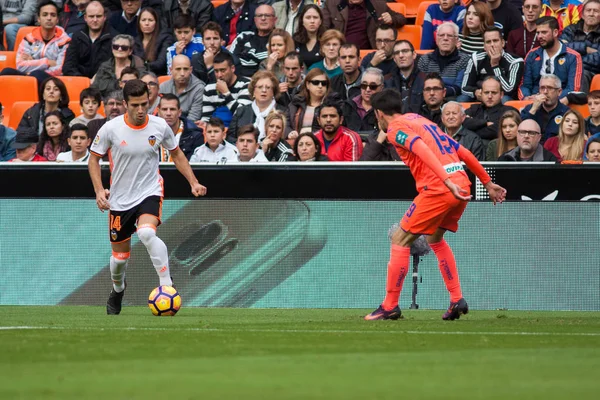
[443,162,464,174]
[395,130,408,146]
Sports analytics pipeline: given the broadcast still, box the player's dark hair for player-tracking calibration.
[69,123,89,137]
[536,16,559,31]
[79,87,102,106]
[371,89,404,116]
[207,116,225,131]
[237,124,259,142]
[395,40,414,52]
[339,43,359,57]
[120,66,140,80]
[214,51,234,66]
[159,93,181,109]
[201,21,223,38]
[123,79,149,102]
[173,14,195,30]
[317,94,343,118]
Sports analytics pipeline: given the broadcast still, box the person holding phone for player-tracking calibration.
[89,79,207,315]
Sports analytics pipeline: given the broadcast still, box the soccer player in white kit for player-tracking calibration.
[89,80,207,315]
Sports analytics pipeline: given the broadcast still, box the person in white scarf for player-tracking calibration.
[252,98,277,141]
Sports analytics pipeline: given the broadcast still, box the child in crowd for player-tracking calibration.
[69,88,104,127]
[585,90,600,137]
[189,117,238,163]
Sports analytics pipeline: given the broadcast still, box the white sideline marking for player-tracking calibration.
[1,326,599,336]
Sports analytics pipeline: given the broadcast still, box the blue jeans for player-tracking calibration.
[5,23,26,51]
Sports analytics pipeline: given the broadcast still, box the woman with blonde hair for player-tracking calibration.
[307,29,345,78]
[459,1,494,55]
[544,109,586,162]
[261,110,293,161]
[260,29,296,81]
[486,110,520,161]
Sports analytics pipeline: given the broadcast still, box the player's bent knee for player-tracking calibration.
[137,225,157,245]
[111,251,130,264]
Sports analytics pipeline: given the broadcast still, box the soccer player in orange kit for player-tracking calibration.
[365,89,507,321]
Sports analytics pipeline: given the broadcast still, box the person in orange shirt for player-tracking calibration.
[365,88,507,321]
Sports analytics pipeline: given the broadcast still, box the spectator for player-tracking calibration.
[70,87,104,127]
[92,34,145,97]
[0,101,17,161]
[322,0,406,50]
[190,116,238,163]
[200,52,251,127]
[87,90,125,141]
[586,90,600,136]
[286,68,330,140]
[56,123,91,162]
[421,0,466,51]
[63,1,116,78]
[507,0,542,59]
[560,0,600,90]
[59,0,88,37]
[133,7,174,76]
[488,0,524,40]
[0,1,70,84]
[140,71,160,114]
[409,72,445,126]
[235,124,269,162]
[230,4,277,77]
[292,4,325,69]
[2,0,37,50]
[360,25,398,79]
[289,131,329,161]
[519,16,583,102]
[160,54,205,121]
[278,51,305,107]
[308,29,344,78]
[18,76,75,135]
[460,27,524,102]
[314,95,362,161]
[9,127,48,162]
[543,108,586,161]
[191,21,238,84]
[463,77,518,146]
[212,0,256,47]
[486,109,521,161]
[459,1,494,56]
[156,93,204,161]
[387,40,427,114]
[118,66,140,88]
[166,14,204,74]
[109,0,142,37]
[540,0,582,33]
[259,28,296,81]
[37,110,70,161]
[163,0,213,33]
[417,22,470,98]
[497,119,558,161]
[359,126,401,161]
[521,74,570,142]
[330,43,362,101]
[342,67,382,135]
[227,70,285,143]
[274,0,313,36]
[441,101,485,160]
[261,110,293,161]
[586,136,600,161]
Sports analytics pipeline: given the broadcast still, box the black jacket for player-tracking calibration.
[264,140,293,162]
[59,1,87,36]
[360,131,401,161]
[163,0,213,32]
[330,72,361,101]
[191,48,239,84]
[285,95,322,138]
[212,1,257,45]
[387,67,426,114]
[227,102,287,143]
[178,117,205,160]
[463,103,518,144]
[412,103,443,127]
[560,20,600,75]
[133,30,175,76]
[342,98,378,136]
[17,103,75,136]
[63,25,116,78]
[446,126,485,161]
[497,145,558,162]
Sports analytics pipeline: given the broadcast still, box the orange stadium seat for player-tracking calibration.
[0,51,17,70]
[460,102,477,110]
[13,26,37,52]
[570,103,590,119]
[0,76,38,128]
[415,49,433,55]
[69,100,82,116]
[211,0,227,8]
[416,2,437,27]
[387,3,406,16]
[398,0,420,18]
[158,75,170,85]
[8,101,35,130]
[397,25,422,50]
[359,49,373,60]
[590,74,600,92]
[505,100,533,111]
[58,76,91,103]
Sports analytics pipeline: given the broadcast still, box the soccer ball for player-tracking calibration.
[148,285,181,316]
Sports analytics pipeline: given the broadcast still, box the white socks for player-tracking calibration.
[137,225,172,287]
[110,253,129,292]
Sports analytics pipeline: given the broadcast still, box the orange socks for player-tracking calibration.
[429,239,462,302]
[382,244,411,311]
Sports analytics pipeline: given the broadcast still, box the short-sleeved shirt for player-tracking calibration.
[90,114,178,211]
[387,113,471,194]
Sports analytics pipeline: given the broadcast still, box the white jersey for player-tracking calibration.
[90,114,177,211]
[189,142,239,163]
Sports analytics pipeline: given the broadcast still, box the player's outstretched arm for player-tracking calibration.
[170,147,207,197]
[456,145,507,204]
[88,153,110,211]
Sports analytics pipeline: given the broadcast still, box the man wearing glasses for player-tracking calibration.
[521,74,570,142]
[497,119,558,161]
[342,67,383,135]
[360,25,398,79]
[230,4,278,78]
[408,72,446,127]
[387,40,427,114]
[518,16,583,103]
[507,0,542,59]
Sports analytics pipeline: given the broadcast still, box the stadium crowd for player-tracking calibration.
[1,0,600,163]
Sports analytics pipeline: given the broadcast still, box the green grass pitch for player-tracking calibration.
[1,306,599,399]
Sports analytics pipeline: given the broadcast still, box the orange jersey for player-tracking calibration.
[387,113,471,194]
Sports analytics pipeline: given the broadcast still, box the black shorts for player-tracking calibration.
[108,196,163,243]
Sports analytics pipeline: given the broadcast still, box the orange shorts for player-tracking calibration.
[400,187,470,235]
